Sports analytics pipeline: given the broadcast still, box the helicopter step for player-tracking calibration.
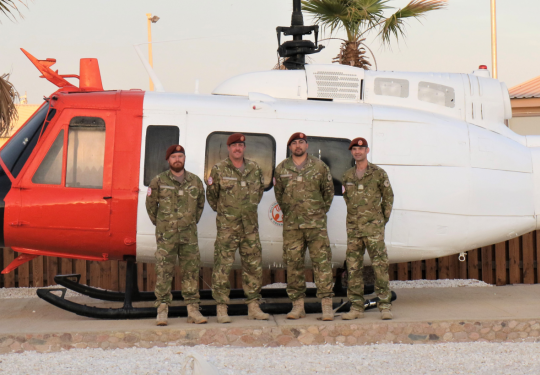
[36,260,396,320]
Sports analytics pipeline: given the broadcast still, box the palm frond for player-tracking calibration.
[380,0,447,45]
[0,0,26,22]
[0,73,19,137]
[302,0,390,40]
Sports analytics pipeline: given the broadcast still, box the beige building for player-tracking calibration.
[0,104,41,147]
[508,75,540,135]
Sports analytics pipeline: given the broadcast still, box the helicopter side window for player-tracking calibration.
[204,131,276,191]
[32,130,64,185]
[65,117,106,189]
[374,78,409,98]
[418,81,456,108]
[286,136,353,196]
[143,126,180,186]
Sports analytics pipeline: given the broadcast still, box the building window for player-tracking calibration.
[418,82,455,108]
[32,129,64,185]
[144,126,180,186]
[374,78,409,98]
[205,131,276,191]
[287,136,353,196]
[66,117,106,189]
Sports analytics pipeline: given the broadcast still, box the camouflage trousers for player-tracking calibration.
[212,230,263,304]
[346,232,392,311]
[283,228,334,301]
[154,239,201,307]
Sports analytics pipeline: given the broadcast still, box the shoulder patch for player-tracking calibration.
[384,180,390,187]
[147,187,152,196]
[208,176,213,186]
[327,173,332,181]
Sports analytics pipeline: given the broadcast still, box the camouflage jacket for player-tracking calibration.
[146,170,205,244]
[342,162,393,237]
[206,158,264,235]
[274,155,334,230]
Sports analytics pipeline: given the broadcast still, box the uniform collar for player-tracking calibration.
[285,154,314,173]
[166,169,191,185]
[353,162,374,180]
[226,157,252,176]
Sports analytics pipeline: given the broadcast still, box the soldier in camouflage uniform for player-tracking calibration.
[206,133,269,323]
[341,137,394,320]
[274,132,335,321]
[146,145,207,326]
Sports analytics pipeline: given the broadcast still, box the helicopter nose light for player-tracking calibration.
[479,65,488,69]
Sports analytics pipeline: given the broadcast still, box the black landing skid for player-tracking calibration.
[36,260,397,320]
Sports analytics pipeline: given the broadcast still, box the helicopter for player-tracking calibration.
[1,0,536,319]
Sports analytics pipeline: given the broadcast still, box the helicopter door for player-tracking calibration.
[16,110,114,254]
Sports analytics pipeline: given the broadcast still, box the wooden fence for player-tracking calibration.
[1,230,539,290]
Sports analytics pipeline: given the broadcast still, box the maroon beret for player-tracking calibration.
[349,137,368,150]
[287,132,307,146]
[227,133,246,146]
[165,144,185,160]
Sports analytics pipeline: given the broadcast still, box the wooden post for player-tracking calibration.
[174,266,182,290]
[147,264,156,291]
[397,263,408,280]
[425,258,437,280]
[234,269,242,289]
[110,260,119,291]
[468,249,479,280]
[202,267,212,289]
[410,261,422,280]
[458,255,468,279]
[17,252,30,287]
[137,263,144,291]
[536,230,540,284]
[47,257,59,286]
[494,241,507,286]
[508,237,521,284]
[3,248,15,287]
[522,231,534,284]
[449,254,459,279]
[118,261,127,292]
[304,269,314,283]
[262,269,271,286]
[274,269,286,283]
[74,260,87,286]
[32,256,44,287]
[438,256,450,279]
[481,245,493,284]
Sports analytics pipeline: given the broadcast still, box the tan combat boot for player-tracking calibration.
[342,306,364,320]
[287,298,306,319]
[156,303,168,326]
[321,297,334,321]
[216,304,232,323]
[247,301,270,320]
[187,304,208,324]
[381,309,393,320]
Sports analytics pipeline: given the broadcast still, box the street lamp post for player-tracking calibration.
[146,13,160,91]
[490,0,498,79]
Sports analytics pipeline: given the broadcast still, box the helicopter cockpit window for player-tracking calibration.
[66,117,106,189]
[32,130,64,185]
[286,136,353,196]
[418,82,456,108]
[205,132,276,191]
[144,126,180,186]
[374,78,409,98]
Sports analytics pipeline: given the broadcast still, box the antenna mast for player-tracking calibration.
[276,0,324,70]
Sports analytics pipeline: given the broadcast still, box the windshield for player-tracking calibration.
[0,102,57,203]
[1,103,57,179]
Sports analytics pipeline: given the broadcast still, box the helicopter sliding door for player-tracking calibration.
[13,109,114,257]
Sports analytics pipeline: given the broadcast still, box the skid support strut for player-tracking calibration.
[37,259,396,320]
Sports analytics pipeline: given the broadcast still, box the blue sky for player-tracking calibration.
[1,0,539,103]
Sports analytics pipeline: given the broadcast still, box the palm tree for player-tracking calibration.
[0,0,25,135]
[302,0,447,69]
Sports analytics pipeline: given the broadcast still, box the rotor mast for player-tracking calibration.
[276,0,324,70]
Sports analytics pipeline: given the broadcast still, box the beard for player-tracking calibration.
[169,161,184,173]
[293,148,306,157]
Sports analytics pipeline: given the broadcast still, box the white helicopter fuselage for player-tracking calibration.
[135,64,540,268]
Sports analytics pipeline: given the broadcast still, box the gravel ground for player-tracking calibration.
[1,342,539,374]
[0,280,492,299]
